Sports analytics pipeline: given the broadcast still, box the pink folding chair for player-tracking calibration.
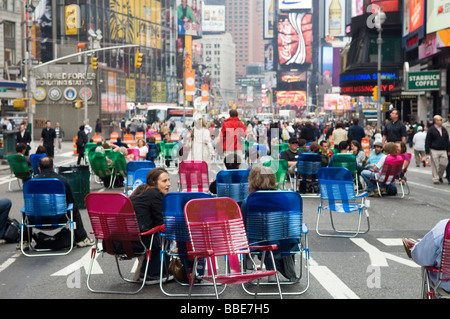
[178,160,209,192]
[374,155,405,197]
[184,197,283,299]
[422,220,450,299]
[127,148,140,161]
[85,193,164,294]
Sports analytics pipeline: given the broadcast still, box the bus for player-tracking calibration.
[137,104,195,124]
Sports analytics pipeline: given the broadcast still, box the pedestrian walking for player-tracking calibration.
[40,120,56,157]
[348,118,366,145]
[425,115,450,184]
[76,125,88,165]
[54,122,65,154]
[220,109,247,159]
[16,123,31,156]
[443,114,450,184]
[412,126,426,167]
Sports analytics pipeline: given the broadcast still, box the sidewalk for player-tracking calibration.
[0,140,78,172]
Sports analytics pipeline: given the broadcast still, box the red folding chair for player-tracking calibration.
[422,220,450,299]
[374,155,405,197]
[184,197,283,299]
[85,193,164,294]
[178,160,209,192]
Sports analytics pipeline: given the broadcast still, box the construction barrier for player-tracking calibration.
[135,132,144,145]
[153,134,162,143]
[92,134,102,144]
[171,133,180,142]
[124,133,134,148]
[361,137,370,157]
[110,132,119,144]
[73,137,78,155]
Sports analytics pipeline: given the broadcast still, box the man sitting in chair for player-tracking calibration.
[29,157,95,248]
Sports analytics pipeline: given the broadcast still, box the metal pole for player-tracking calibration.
[26,2,34,143]
[377,27,383,131]
[84,52,89,123]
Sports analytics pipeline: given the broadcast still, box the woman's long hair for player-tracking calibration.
[130,167,168,198]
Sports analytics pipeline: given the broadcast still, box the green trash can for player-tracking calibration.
[58,165,90,209]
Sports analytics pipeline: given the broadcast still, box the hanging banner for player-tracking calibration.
[185,69,195,96]
[201,84,209,102]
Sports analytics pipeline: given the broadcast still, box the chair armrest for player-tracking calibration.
[249,244,278,251]
[21,207,25,214]
[188,250,214,257]
[301,223,309,234]
[141,224,165,236]
[67,203,74,211]
[356,192,368,198]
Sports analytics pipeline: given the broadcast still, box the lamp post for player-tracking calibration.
[375,7,386,130]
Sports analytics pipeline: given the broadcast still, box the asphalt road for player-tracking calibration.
[0,141,447,303]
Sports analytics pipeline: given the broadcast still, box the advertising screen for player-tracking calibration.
[427,0,450,34]
[203,5,225,32]
[177,0,203,37]
[278,13,312,67]
[279,0,312,10]
[277,91,306,107]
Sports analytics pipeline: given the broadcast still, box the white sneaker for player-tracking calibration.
[76,237,95,248]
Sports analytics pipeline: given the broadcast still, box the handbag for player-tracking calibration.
[4,218,20,243]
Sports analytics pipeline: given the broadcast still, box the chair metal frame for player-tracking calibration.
[7,154,32,191]
[184,197,282,299]
[316,167,370,238]
[85,193,164,294]
[160,192,226,297]
[242,191,310,296]
[216,169,250,204]
[421,220,450,299]
[20,178,74,257]
[294,153,322,197]
[178,160,209,192]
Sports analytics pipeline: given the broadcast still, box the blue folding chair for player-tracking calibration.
[20,178,74,257]
[160,192,224,297]
[316,167,370,238]
[253,144,268,157]
[147,143,159,162]
[30,153,47,175]
[242,190,310,296]
[216,169,250,205]
[131,168,155,192]
[294,153,322,196]
[125,161,155,195]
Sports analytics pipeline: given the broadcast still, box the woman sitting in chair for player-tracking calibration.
[129,167,171,284]
[242,166,298,282]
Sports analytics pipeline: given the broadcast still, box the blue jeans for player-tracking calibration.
[0,198,12,239]
[361,170,377,192]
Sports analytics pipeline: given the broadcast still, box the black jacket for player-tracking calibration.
[425,125,450,154]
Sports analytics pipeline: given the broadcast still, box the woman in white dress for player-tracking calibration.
[187,118,214,164]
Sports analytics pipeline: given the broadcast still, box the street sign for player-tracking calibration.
[0,88,6,92]
[407,71,440,91]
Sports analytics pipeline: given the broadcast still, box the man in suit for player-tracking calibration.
[16,124,31,156]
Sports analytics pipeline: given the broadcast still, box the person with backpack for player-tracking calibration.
[0,198,12,245]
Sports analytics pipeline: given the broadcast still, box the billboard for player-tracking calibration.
[323,94,353,111]
[203,5,225,32]
[427,0,450,34]
[278,13,312,67]
[264,0,275,39]
[177,0,203,38]
[278,0,312,10]
[325,0,346,37]
[277,91,306,107]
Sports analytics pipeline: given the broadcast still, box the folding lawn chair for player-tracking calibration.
[178,160,209,192]
[263,159,289,190]
[184,197,282,299]
[89,152,115,188]
[242,191,310,296]
[20,178,74,257]
[125,161,156,195]
[85,193,164,294]
[160,192,224,297]
[162,142,179,168]
[132,168,153,191]
[30,153,47,176]
[7,154,32,191]
[329,153,360,195]
[216,169,250,205]
[373,155,405,198]
[316,167,370,238]
[294,153,322,197]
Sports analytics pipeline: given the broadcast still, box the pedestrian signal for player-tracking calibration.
[73,100,84,109]
[135,50,143,69]
[91,57,98,70]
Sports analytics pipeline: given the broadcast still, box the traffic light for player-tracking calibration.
[91,56,98,70]
[372,85,378,101]
[135,50,143,69]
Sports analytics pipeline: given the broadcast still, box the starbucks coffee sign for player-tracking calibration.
[407,71,440,91]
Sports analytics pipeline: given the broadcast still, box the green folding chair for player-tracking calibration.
[263,159,289,190]
[329,153,360,194]
[89,152,115,188]
[7,154,32,191]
